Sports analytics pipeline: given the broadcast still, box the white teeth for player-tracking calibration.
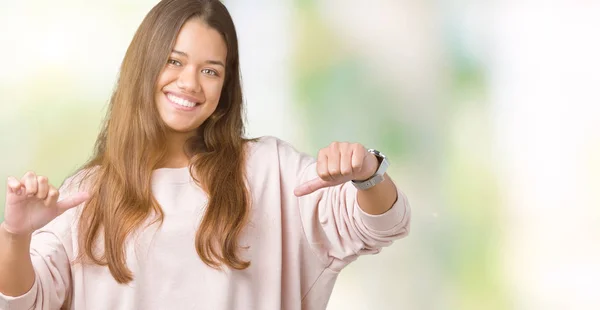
[167,93,197,108]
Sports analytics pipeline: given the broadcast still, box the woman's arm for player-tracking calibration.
[0,225,35,297]
[356,172,398,215]
[279,138,410,269]
[295,142,399,215]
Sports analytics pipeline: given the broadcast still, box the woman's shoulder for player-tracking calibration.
[245,135,282,148]
[244,136,315,174]
[59,165,100,196]
[245,135,307,157]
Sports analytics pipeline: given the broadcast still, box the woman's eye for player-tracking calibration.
[201,69,217,76]
[167,59,182,66]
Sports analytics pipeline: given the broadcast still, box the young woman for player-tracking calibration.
[0,0,410,309]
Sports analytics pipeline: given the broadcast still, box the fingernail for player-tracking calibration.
[16,189,23,195]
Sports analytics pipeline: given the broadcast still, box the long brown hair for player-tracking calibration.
[76,0,251,283]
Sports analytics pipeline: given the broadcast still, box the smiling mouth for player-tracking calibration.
[166,93,199,108]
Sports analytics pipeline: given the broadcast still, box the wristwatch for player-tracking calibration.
[351,149,389,190]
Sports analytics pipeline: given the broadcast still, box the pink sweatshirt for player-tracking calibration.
[0,136,410,310]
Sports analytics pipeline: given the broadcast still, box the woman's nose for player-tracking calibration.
[176,67,202,93]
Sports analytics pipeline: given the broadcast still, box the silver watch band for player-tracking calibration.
[351,149,389,190]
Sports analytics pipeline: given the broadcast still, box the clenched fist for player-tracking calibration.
[294,142,379,197]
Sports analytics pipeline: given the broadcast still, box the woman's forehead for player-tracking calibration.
[172,18,227,63]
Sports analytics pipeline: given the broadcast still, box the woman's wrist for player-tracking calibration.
[0,222,32,244]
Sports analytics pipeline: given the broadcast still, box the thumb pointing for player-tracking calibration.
[56,192,90,213]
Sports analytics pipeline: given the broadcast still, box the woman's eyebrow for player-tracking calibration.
[171,49,188,57]
[205,60,225,67]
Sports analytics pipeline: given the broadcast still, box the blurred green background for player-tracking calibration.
[1,1,599,309]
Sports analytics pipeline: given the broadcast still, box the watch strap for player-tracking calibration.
[351,149,389,190]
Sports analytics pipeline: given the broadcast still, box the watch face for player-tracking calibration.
[367,149,384,164]
[368,149,383,157]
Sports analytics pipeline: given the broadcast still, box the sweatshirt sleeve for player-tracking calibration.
[0,172,87,310]
[276,139,411,271]
[0,231,72,310]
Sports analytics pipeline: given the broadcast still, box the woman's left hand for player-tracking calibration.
[294,142,379,197]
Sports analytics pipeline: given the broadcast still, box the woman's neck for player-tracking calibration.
[159,156,189,169]
[159,131,194,169]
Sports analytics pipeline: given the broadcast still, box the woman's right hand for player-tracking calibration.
[2,171,89,237]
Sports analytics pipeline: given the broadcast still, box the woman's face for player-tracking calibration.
[155,18,227,136]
